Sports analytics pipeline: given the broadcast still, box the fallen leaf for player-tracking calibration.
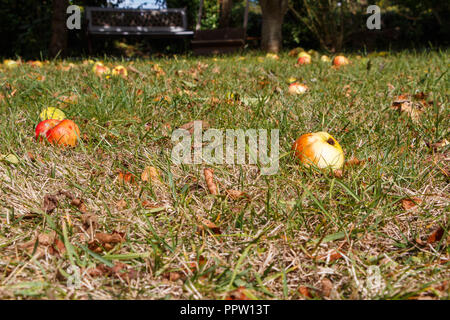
[426,139,449,151]
[118,171,135,184]
[197,216,221,234]
[333,169,343,178]
[401,197,422,210]
[226,189,249,201]
[18,231,65,258]
[321,278,333,297]
[427,226,444,244]
[87,262,138,281]
[43,194,58,214]
[204,168,218,195]
[116,199,127,210]
[0,154,19,164]
[163,271,184,282]
[345,157,372,166]
[298,286,312,298]
[179,120,210,134]
[141,166,160,182]
[225,287,251,300]
[88,231,125,252]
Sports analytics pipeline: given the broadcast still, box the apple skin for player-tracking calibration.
[35,119,62,142]
[3,59,19,69]
[292,132,344,170]
[266,53,280,60]
[46,119,80,147]
[320,55,330,63]
[296,56,312,65]
[92,62,110,76]
[332,55,349,66]
[112,65,128,77]
[288,82,308,95]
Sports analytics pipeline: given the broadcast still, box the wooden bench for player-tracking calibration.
[85,7,194,51]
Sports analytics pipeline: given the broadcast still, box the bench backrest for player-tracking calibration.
[85,7,189,34]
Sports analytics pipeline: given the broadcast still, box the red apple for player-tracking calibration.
[332,55,349,67]
[288,82,308,95]
[46,119,80,147]
[35,119,61,142]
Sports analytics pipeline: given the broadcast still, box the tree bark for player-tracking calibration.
[49,0,68,57]
[219,0,233,28]
[260,0,288,53]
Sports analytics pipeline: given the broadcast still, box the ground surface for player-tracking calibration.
[0,50,448,299]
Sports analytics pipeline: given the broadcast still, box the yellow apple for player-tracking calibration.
[40,107,66,121]
[112,65,128,77]
[288,82,308,95]
[3,59,19,69]
[266,53,280,60]
[320,55,330,63]
[292,132,344,170]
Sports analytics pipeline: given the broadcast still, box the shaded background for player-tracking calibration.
[0,0,448,59]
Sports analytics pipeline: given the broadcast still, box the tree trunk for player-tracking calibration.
[260,0,288,53]
[219,0,233,28]
[49,0,68,57]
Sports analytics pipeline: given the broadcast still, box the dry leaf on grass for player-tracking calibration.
[401,197,422,210]
[225,287,251,300]
[426,139,449,151]
[88,231,125,253]
[163,271,185,282]
[87,262,138,281]
[333,169,343,178]
[391,93,430,122]
[345,156,373,166]
[141,166,160,182]
[18,231,66,258]
[204,168,218,195]
[317,250,342,263]
[427,226,445,244]
[321,278,333,298]
[179,120,210,134]
[197,216,221,234]
[43,194,58,214]
[298,286,312,298]
[118,171,135,184]
[116,199,127,210]
[225,189,249,201]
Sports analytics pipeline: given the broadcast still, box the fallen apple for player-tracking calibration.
[288,82,308,95]
[3,59,19,69]
[296,52,312,65]
[40,107,65,121]
[112,65,128,77]
[320,55,330,63]
[35,119,62,142]
[46,119,80,147]
[28,61,43,68]
[266,53,280,60]
[35,119,80,147]
[332,55,349,67]
[92,62,110,77]
[292,132,344,170]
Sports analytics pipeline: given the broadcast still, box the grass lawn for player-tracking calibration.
[0,50,448,299]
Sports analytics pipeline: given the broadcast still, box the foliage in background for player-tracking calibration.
[0,0,448,58]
